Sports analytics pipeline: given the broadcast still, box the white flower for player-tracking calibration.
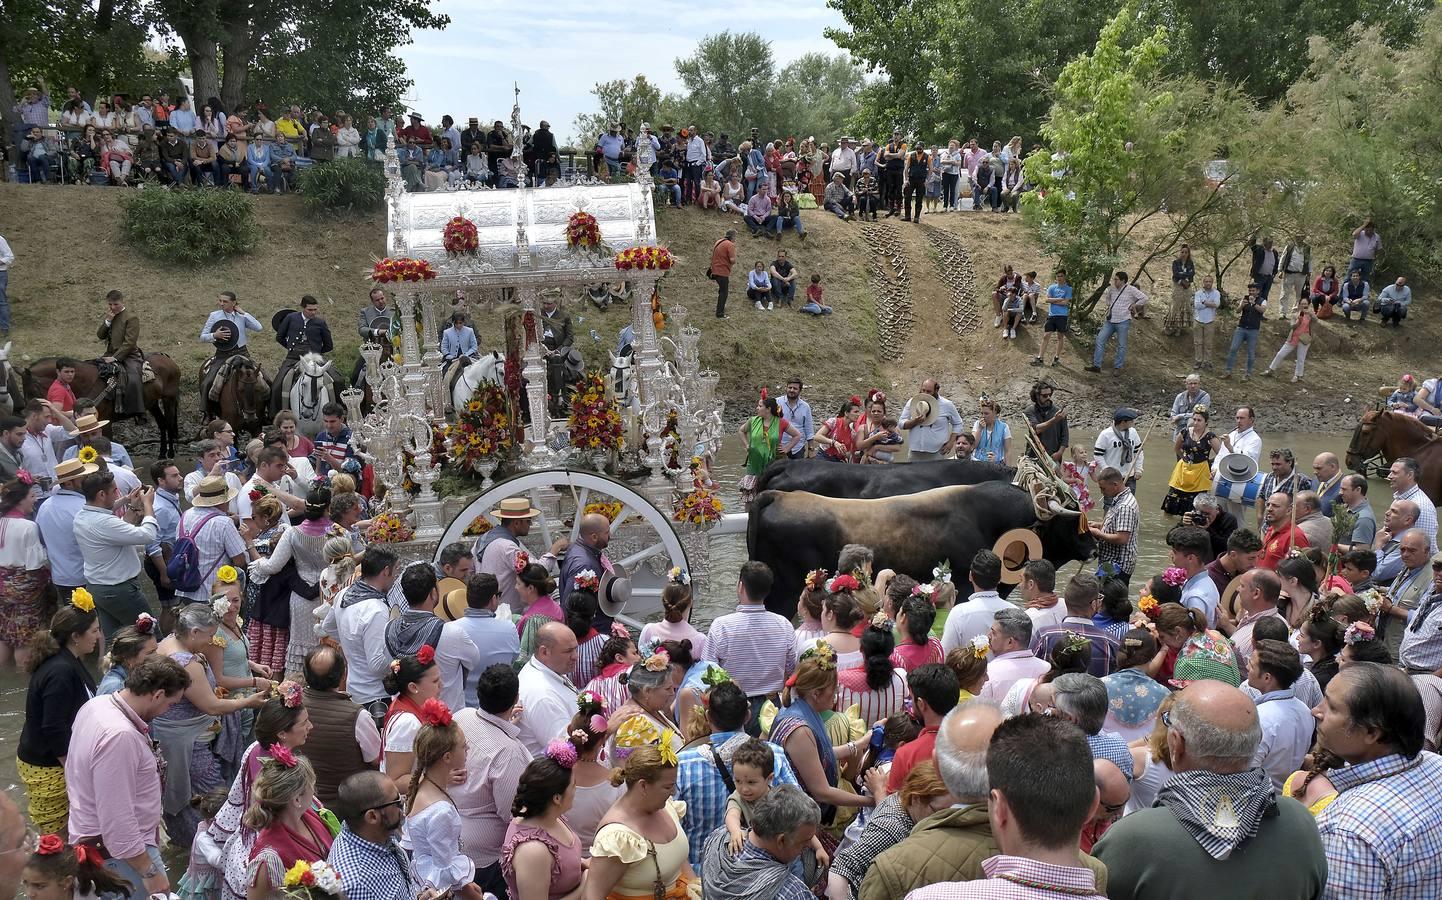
[916,583,935,596]
[211,595,233,619]
[970,635,989,653]
[310,861,343,895]
[1361,589,1385,615]
[932,565,953,584]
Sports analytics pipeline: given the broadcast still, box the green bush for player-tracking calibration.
[119,187,261,264]
[297,158,386,217]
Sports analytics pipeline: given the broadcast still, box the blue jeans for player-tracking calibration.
[0,269,8,332]
[1347,257,1374,282]
[1254,273,1275,302]
[801,301,832,316]
[162,159,187,185]
[104,845,165,894]
[1092,319,1132,369]
[1226,326,1260,374]
[774,278,796,305]
[659,183,681,206]
[773,215,804,237]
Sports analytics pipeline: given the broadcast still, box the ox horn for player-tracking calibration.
[1047,499,1082,518]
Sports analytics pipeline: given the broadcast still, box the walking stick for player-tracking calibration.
[1122,412,1161,483]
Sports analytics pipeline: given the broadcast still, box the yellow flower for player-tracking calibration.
[216,565,238,584]
[283,861,311,888]
[70,587,95,612]
[77,446,99,465]
[211,634,228,648]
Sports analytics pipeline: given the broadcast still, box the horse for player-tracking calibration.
[1346,407,1442,503]
[449,351,505,412]
[276,353,344,438]
[0,343,25,415]
[23,354,181,458]
[209,355,270,439]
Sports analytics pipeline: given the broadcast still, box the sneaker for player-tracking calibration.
[767,302,774,310]
[1261,368,1274,377]
[993,315,1002,327]
[1084,365,1102,373]
[1241,373,1251,382]
[1292,374,1302,383]
[1009,328,1016,338]
[1218,371,1231,379]
[756,301,764,310]
[1051,357,1060,367]
[1031,356,1044,366]
[901,216,911,222]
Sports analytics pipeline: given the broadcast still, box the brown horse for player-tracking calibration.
[211,356,270,440]
[1346,408,1442,504]
[24,355,181,458]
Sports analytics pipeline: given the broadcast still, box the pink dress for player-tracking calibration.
[500,819,583,899]
[638,619,707,658]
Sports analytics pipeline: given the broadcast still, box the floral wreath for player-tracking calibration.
[1344,621,1376,645]
[577,690,606,716]
[420,697,453,727]
[804,568,829,592]
[545,738,578,768]
[134,612,157,635]
[1061,631,1092,654]
[969,635,990,659]
[1161,567,1188,588]
[69,587,95,613]
[513,550,530,574]
[667,566,690,586]
[272,680,303,709]
[573,568,600,592]
[642,647,671,672]
[825,573,861,595]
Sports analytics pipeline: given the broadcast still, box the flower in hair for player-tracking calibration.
[1345,621,1376,645]
[273,680,303,709]
[871,611,891,629]
[513,550,530,574]
[700,664,731,688]
[416,644,436,666]
[826,573,861,594]
[659,731,679,765]
[804,569,829,592]
[643,648,671,672]
[212,594,234,619]
[420,697,453,727]
[933,561,953,583]
[577,690,605,714]
[1137,594,1159,620]
[216,565,239,585]
[589,714,608,733]
[14,469,33,487]
[36,834,64,856]
[800,640,837,671]
[268,743,297,768]
[667,566,690,586]
[911,583,935,598]
[574,568,600,591]
[545,739,578,768]
[390,658,401,674]
[70,587,95,613]
[571,728,590,743]
[1161,567,1188,588]
[970,635,989,659]
[134,612,156,635]
[1061,630,1092,654]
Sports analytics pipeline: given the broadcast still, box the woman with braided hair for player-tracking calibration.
[403,698,482,900]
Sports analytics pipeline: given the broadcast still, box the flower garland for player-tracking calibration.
[568,372,623,451]
[444,381,514,469]
[565,211,602,249]
[614,245,675,271]
[371,257,437,283]
[364,511,415,544]
[674,485,723,526]
[442,216,479,254]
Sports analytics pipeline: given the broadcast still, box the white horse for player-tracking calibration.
[0,343,20,415]
[287,353,342,437]
[451,351,505,412]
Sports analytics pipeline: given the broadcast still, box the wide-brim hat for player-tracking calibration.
[210,320,239,351]
[53,458,98,482]
[1216,452,1258,483]
[68,413,109,437]
[271,308,297,331]
[907,394,938,427]
[993,528,1044,585]
[191,474,238,508]
[492,497,540,519]
[1219,577,1248,625]
[437,578,468,622]
[598,563,633,617]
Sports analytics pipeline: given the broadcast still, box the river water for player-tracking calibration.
[0,430,1380,811]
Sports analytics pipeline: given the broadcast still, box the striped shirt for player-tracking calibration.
[451,708,531,867]
[173,508,247,602]
[1318,751,1442,899]
[704,604,799,697]
[572,632,606,687]
[836,666,909,725]
[891,638,945,670]
[1397,485,1439,551]
[584,671,631,718]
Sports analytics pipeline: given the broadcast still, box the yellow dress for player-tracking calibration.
[593,799,699,900]
[1282,771,1338,817]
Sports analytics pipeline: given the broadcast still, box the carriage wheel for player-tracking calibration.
[432,468,688,624]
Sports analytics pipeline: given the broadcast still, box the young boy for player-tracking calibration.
[863,417,904,463]
[801,274,833,316]
[314,401,360,477]
[724,740,829,866]
[1020,270,1042,323]
[1001,285,1024,339]
[1036,268,1073,367]
[1339,549,1377,593]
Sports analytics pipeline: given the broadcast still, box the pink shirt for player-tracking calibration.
[980,650,1051,704]
[65,694,163,859]
[452,708,533,867]
[638,619,707,658]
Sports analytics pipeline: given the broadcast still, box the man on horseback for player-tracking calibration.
[200,291,263,419]
[272,295,334,414]
[97,289,143,417]
[440,311,478,371]
[46,358,76,413]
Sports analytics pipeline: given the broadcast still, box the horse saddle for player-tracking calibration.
[94,358,156,383]
[207,355,268,401]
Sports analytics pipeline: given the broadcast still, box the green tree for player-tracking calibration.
[774,52,868,143]
[673,31,784,137]
[570,75,683,147]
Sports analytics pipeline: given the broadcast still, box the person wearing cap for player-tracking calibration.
[19,398,75,485]
[75,469,158,636]
[900,378,963,460]
[1093,408,1144,491]
[473,497,566,614]
[459,116,484,157]
[173,474,253,606]
[1086,271,1148,374]
[531,119,559,184]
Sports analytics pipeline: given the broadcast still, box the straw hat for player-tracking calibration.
[491,497,540,519]
[436,577,468,622]
[68,413,109,437]
[191,474,238,508]
[597,564,633,617]
[993,528,1044,585]
[53,458,98,482]
[907,394,938,427]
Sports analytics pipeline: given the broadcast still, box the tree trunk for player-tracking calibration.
[219,33,251,112]
[78,0,116,107]
[0,34,20,169]
[188,43,220,106]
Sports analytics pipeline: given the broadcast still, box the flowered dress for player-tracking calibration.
[1163,429,1217,515]
[0,514,50,646]
[245,523,289,674]
[1063,460,1098,513]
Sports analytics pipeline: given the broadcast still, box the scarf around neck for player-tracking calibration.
[1155,767,1277,859]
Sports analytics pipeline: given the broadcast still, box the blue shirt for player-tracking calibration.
[36,488,86,587]
[169,108,197,134]
[148,488,181,559]
[1088,731,1135,781]
[1047,283,1073,316]
[326,827,415,900]
[247,143,271,166]
[597,133,624,161]
[675,731,799,870]
[1317,751,1442,899]
[454,608,521,708]
[778,396,815,443]
[62,441,133,469]
[440,325,478,360]
[97,665,127,695]
[200,309,263,348]
[748,270,771,291]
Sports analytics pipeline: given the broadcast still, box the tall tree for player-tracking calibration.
[673,31,784,138]
[570,75,682,146]
[773,52,868,143]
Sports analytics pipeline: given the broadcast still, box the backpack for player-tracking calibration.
[167,510,224,594]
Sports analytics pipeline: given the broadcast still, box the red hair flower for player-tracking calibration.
[14,469,34,487]
[416,644,436,666]
[268,744,297,768]
[826,573,861,594]
[36,834,64,856]
[420,697,453,727]
[513,550,530,574]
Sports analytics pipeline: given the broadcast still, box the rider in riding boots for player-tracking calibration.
[98,289,143,417]
[440,311,478,370]
[271,295,334,414]
[200,291,263,418]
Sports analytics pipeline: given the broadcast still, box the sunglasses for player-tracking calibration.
[366,797,405,813]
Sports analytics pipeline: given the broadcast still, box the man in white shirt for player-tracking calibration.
[74,470,158,636]
[383,563,480,713]
[1192,275,1221,368]
[173,475,252,604]
[237,446,305,519]
[982,608,1049,702]
[516,621,579,757]
[1019,560,1065,631]
[1093,408,1144,489]
[941,550,1012,654]
[321,547,402,721]
[1244,639,1314,789]
[830,137,857,186]
[19,399,75,485]
[1389,457,1438,551]
[1170,525,1220,628]
[900,378,964,461]
[1215,406,1263,523]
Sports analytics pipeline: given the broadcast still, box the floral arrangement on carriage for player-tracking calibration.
[463,513,492,537]
[566,211,604,250]
[673,483,723,528]
[370,257,437,283]
[584,500,624,521]
[445,381,514,489]
[568,372,624,468]
[442,216,479,254]
[614,245,675,271]
[364,510,415,544]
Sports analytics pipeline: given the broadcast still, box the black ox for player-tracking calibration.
[753,457,1016,498]
[747,477,1095,619]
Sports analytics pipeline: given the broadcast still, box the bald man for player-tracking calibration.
[1093,682,1326,900]
[559,511,613,625]
[1312,452,1343,515]
[1375,499,1421,583]
[1080,759,1130,852]
[859,700,1109,898]
[515,621,579,757]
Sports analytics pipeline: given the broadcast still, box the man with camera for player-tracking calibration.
[1183,493,1238,559]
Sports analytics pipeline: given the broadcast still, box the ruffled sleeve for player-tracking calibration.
[407,803,476,891]
[590,823,651,865]
[245,847,286,896]
[500,824,562,886]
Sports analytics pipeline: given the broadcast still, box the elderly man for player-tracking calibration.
[823,171,855,219]
[1314,663,1442,898]
[297,646,381,807]
[1170,374,1212,434]
[1093,681,1326,900]
[475,497,564,613]
[1244,639,1314,788]
[1313,452,1344,515]
[1293,491,1331,553]
[1380,533,1434,662]
[1337,474,1377,552]
[1090,468,1140,586]
[1375,498,1421,582]
[559,511,612,621]
[982,608,1049,702]
[1258,492,1309,570]
[453,664,533,896]
[1215,406,1263,522]
[1389,457,1437,550]
[1170,525,1220,628]
[516,621,579,757]
[1050,673,1133,779]
[320,547,402,723]
[1377,276,1412,327]
[702,785,819,899]
[1396,550,1442,675]
[1080,760,1130,852]
[327,771,418,900]
[1228,570,1284,666]
[1031,573,1119,677]
[899,378,964,461]
[1189,493,1240,559]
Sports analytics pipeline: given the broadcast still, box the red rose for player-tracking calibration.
[301,871,316,887]
[416,644,436,665]
[37,834,64,855]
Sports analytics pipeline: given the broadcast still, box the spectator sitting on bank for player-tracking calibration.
[801,275,832,316]
[744,190,775,237]
[747,262,773,311]
[658,158,683,208]
[1339,269,1370,320]
[824,173,855,220]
